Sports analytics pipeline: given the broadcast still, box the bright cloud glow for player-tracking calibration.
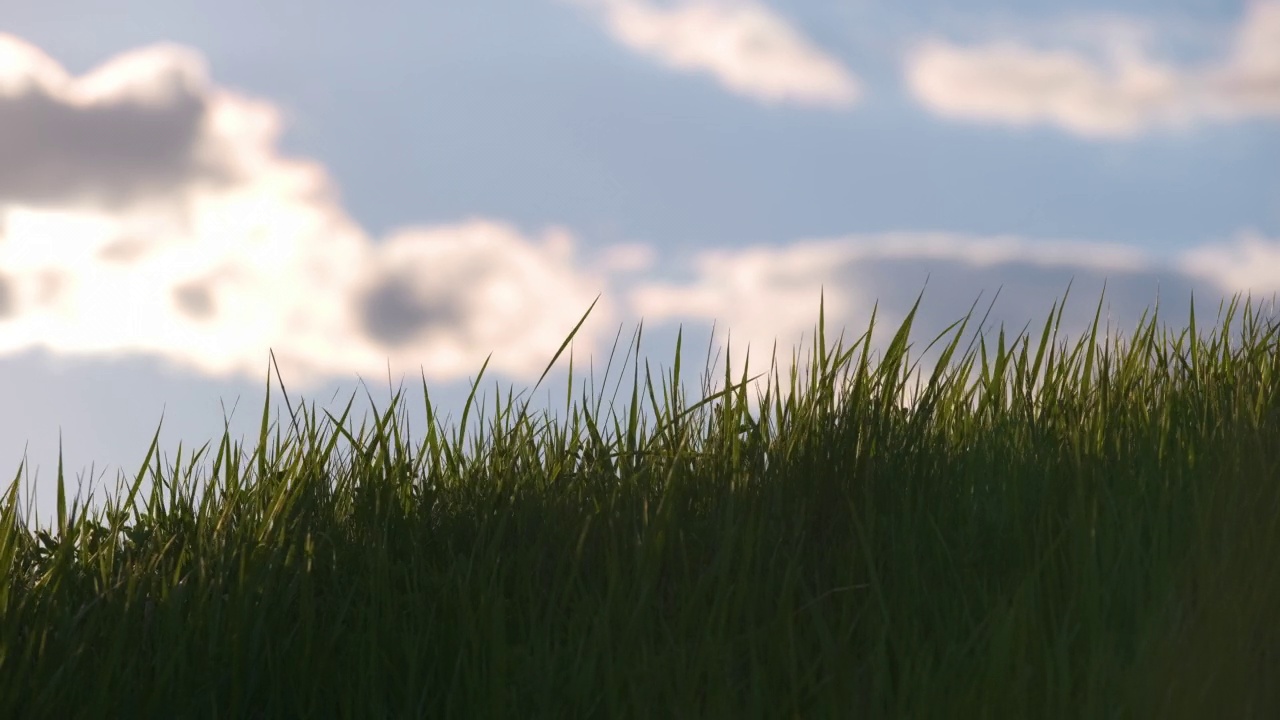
[0,34,630,393]
[561,0,861,108]
[905,1,1280,137]
[0,31,1274,418]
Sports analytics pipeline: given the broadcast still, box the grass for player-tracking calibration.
[2,283,1278,718]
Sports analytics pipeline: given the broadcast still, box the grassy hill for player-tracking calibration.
[3,286,1278,718]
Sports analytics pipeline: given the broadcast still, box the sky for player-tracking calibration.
[1,0,1277,529]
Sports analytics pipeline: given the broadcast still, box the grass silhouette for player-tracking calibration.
[2,283,1278,718]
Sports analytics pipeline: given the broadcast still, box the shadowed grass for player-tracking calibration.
[2,283,1278,718]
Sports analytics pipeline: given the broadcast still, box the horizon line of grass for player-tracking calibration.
[2,280,1278,717]
[10,281,1278,528]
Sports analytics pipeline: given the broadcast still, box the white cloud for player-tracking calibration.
[905,1,1280,137]
[1,32,1275,428]
[0,34,631,394]
[1178,229,1280,290]
[905,37,1187,138]
[1201,1,1280,118]
[561,0,861,108]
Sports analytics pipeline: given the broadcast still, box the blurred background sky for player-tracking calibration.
[2,0,1277,529]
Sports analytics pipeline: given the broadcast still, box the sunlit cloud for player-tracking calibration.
[1,31,1275,422]
[905,1,1280,137]
[0,33,629,394]
[560,0,861,108]
[1178,229,1280,291]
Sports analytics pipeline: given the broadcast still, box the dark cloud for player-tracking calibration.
[857,260,1192,336]
[0,77,233,210]
[842,257,1278,365]
[358,274,471,348]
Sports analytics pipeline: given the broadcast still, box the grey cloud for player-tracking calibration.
[851,259,1205,342]
[172,280,217,321]
[631,238,1280,415]
[819,259,1279,393]
[0,274,13,319]
[358,274,472,348]
[879,262,1277,407]
[0,84,230,210]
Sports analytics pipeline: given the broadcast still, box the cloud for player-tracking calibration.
[1178,229,1280,290]
[1,32,1275,426]
[561,0,861,108]
[0,35,237,208]
[905,37,1187,138]
[1200,1,1280,119]
[905,1,1280,137]
[628,231,1280,411]
[0,34,628,393]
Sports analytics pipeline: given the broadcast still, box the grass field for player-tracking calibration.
[2,285,1278,718]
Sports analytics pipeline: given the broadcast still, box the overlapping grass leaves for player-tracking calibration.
[2,284,1278,718]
